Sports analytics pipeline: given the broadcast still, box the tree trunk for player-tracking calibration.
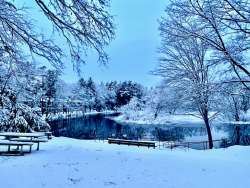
[232,96,240,121]
[235,125,241,145]
[203,111,213,149]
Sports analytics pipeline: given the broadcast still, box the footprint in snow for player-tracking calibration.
[104,181,117,186]
[42,163,49,168]
[68,177,83,184]
[63,146,72,151]
[74,168,79,172]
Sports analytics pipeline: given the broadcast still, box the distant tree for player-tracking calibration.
[144,87,167,119]
[41,70,60,116]
[119,97,146,121]
[116,81,144,106]
[72,77,97,112]
[220,82,250,121]
[145,85,184,119]
[105,81,118,109]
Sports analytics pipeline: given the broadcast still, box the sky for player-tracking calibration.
[18,0,167,86]
[60,0,167,86]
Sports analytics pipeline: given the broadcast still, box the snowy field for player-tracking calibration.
[0,137,249,188]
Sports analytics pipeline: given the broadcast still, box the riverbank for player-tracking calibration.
[0,137,249,188]
[112,113,206,125]
[45,110,119,121]
[113,110,250,126]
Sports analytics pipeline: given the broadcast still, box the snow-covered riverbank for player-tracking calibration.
[112,113,206,125]
[0,137,249,188]
[45,110,119,121]
[112,108,250,126]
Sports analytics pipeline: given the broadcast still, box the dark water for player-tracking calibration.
[49,114,250,148]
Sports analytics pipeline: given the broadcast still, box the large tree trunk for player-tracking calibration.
[203,110,213,149]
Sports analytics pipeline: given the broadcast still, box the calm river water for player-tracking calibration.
[49,114,250,148]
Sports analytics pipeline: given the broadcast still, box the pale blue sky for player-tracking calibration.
[61,0,167,86]
[20,0,167,86]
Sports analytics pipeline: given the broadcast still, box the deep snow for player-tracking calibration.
[0,137,249,188]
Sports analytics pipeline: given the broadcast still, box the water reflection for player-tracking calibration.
[49,114,250,146]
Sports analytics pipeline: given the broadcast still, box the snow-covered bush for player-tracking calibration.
[0,90,50,132]
[119,97,146,121]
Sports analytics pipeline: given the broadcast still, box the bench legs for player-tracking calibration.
[37,142,40,151]
[6,145,32,155]
[20,146,24,155]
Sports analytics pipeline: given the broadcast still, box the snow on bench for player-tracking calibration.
[0,132,53,153]
[108,138,156,148]
[0,132,45,137]
[0,132,52,139]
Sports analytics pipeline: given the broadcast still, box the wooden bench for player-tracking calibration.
[10,138,48,151]
[0,140,34,155]
[108,138,156,148]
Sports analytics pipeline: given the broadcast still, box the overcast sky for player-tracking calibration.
[60,0,167,86]
[21,0,167,86]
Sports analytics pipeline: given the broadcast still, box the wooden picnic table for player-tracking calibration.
[0,132,50,152]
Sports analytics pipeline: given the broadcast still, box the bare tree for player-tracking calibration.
[155,18,216,148]
[0,0,114,70]
[220,82,250,121]
[163,0,250,87]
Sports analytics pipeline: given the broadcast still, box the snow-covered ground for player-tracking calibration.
[0,137,249,188]
[113,113,206,125]
[113,111,250,126]
[46,110,118,121]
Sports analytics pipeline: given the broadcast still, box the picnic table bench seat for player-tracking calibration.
[0,140,34,155]
[9,138,48,150]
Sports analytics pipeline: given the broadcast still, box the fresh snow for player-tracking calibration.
[113,113,206,125]
[46,110,118,121]
[0,137,249,188]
